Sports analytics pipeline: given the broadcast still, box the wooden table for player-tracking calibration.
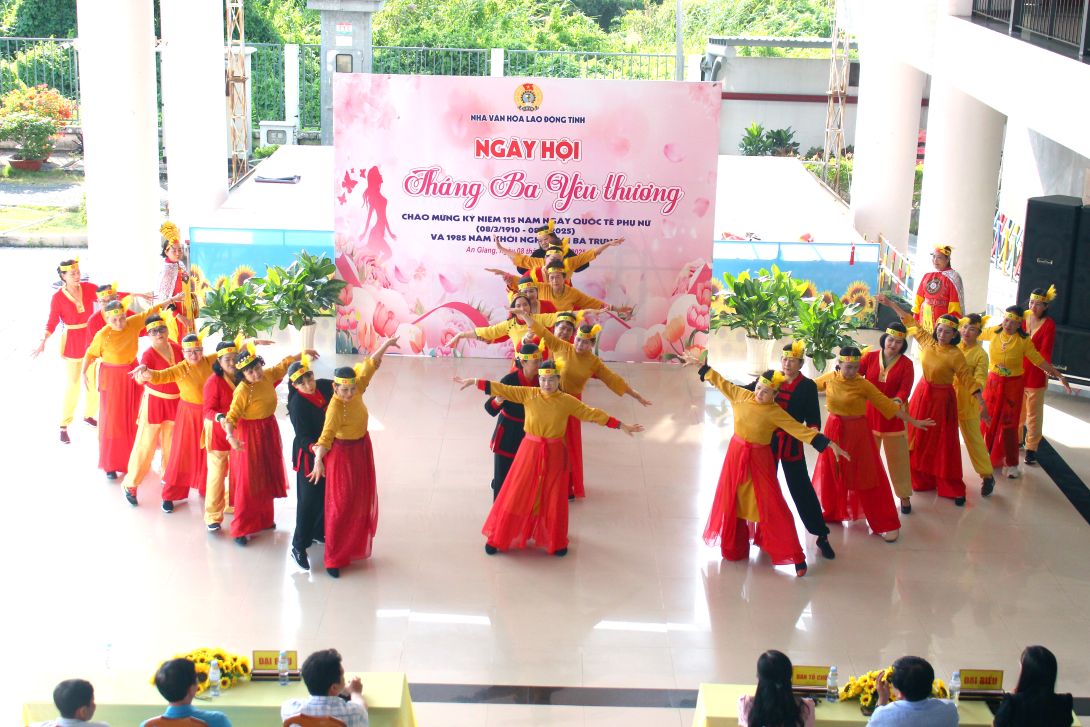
[24,671,416,727]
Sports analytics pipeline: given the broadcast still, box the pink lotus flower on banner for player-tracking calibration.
[694,279,713,307]
[643,330,664,359]
[438,273,460,294]
[687,304,710,331]
[358,255,392,288]
[437,319,471,357]
[373,301,399,337]
[664,317,686,344]
[394,322,425,354]
[338,286,353,306]
[357,321,380,353]
[336,308,358,332]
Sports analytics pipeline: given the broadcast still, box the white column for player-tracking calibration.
[915,77,1005,314]
[848,47,926,253]
[490,48,505,78]
[76,0,161,289]
[285,44,301,126]
[160,0,229,239]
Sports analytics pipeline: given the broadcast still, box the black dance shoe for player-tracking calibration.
[900,499,912,515]
[554,548,568,557]
[484,544,498,555]
[795,561,808,577]
[291,547,310,570]
[207,522,221,532]
[234,536,249,546]
[59,428,70,444]
[954,497,966,507]
[265,522,276,530]
[124,488,138,506]
[105,471,119,480]
[327,567,340,578]
[84,417,98,427]
[1025,450,1038,466]
[816,536,836,560]
[981,477,995,497]
[161,500,174,513]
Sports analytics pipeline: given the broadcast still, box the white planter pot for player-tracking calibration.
[803,355,831,379]
[298,321,317,352]
[745,336,777,375]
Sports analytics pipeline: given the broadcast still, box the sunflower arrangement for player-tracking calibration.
[840,667,949,714]
[152,648,252,696]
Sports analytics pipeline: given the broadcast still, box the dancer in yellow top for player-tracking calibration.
[957,314,995,496]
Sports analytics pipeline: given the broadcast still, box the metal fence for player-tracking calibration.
[506,49,676,80]
[972,0,1090,54]
[971,0,1014,23]
[0,38,682,133]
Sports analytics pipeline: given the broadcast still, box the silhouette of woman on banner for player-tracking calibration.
[361,166,396,260]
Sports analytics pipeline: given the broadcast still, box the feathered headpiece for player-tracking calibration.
[784,340,806,359]
[933,244,953,257]
[289,352,313,382]
[59,257,80,272]
[160,220,180,243]
[1030,284,1057,303]
[757,370,786,391]
[96,282,118,300]
[575,324,602,341]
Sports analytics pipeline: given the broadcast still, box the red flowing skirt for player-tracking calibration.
[814,415,900,534]
[908,380,965,498]
[97,361,140,472]
[565,405,585,499]
[229,416,287,538]
[482,435,570,553]
[161,400,207,500]
[703,436,804,566]
[983,373,1023,468]
[324,435,379,568]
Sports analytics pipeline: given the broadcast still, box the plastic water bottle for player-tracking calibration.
[949,670,961,703]
[209,659,221,698]
[278,651,290,686]
[826,666,839,703]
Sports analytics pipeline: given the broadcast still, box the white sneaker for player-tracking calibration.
[880,529,900,543]
[1006,466,1021,479]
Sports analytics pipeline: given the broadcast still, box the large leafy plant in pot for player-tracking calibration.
[792,296,862,373]
[253,251,347,348]
[198,280,276,339]
[711,266,807,373]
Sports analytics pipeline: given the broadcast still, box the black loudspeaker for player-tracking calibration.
[1017,195,1081,324]
[1067,205,1090,330]
[1052,325,1090,382]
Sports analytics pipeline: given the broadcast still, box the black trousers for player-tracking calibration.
[776,456,829,537]
[492,453,515,501]
[292,466,326,551]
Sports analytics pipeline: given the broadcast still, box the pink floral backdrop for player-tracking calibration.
[332,74,720,361]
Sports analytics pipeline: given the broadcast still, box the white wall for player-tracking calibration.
[715,56,859,155]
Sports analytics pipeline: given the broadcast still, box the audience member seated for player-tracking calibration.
[870,655,958,727]
[993,645,1074,727]
[142,658,232,727]
[281,648,368,727]
[41,678,110,727]
[738,650,815,727]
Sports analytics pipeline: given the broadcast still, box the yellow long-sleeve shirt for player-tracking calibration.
[901,314,976,390]
[535,282,605,312]
[529,317,629,397]
[957,342,989,419]
[147,353,217,404]
[815,371,901,418]
[979,327,1044,377]
[512,247,602,281]
[702,367,827,447]
[480,380,616,438]
[82,302,165,366]
[316,359,380,448]
[475,312,564,346]
[224,356,295,424]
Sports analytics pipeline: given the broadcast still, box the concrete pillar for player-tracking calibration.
[848,47,926,253]
[160,0,229,241]
[490,48,505,78]
[915,77,1005,314]
[307,0,387,145]
[75,0,161,289]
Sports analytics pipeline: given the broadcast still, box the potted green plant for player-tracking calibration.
[711,266,807,373]
[253,251,347,350]
[198,281,276,339]
[0,111,58,170]
[792,296,862,374]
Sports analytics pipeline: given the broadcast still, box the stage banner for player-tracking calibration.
[332,74,720,360]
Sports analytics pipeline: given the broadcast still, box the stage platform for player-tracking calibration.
[12,244,1090,726]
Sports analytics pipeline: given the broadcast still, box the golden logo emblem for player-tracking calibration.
[514,83,543,112]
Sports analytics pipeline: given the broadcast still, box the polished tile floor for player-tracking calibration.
[7,249,1090,725]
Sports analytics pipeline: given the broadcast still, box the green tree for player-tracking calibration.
[8,0,77,39]
[571,0,653,31]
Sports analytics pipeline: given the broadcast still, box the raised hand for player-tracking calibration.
[606,237,625,248]
[453,376,477,391]
[31,339,46,358]
[912,417,936,429]
[620,422,644,436]
[679,350,703,367]
[303,349,320,359]
[130,364,152,382]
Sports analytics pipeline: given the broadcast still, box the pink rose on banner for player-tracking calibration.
[394,322,425,354]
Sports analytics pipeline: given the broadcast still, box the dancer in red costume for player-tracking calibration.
[859,323,915,514]
[218,345,317,545]
[202,340,242,531]
[456,363,642,556]
[686,354,849,576]
[812,347,933,543]
[1019,286,1059,467]
[307,336,399,577]
[913,244,964,331]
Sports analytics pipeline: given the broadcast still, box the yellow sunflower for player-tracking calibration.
[213,275,230,290]
[231,265,256,288]
[800,280,818,299]
[237,657,251,676]
[820,290,837,306]
[845,280,871,299]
